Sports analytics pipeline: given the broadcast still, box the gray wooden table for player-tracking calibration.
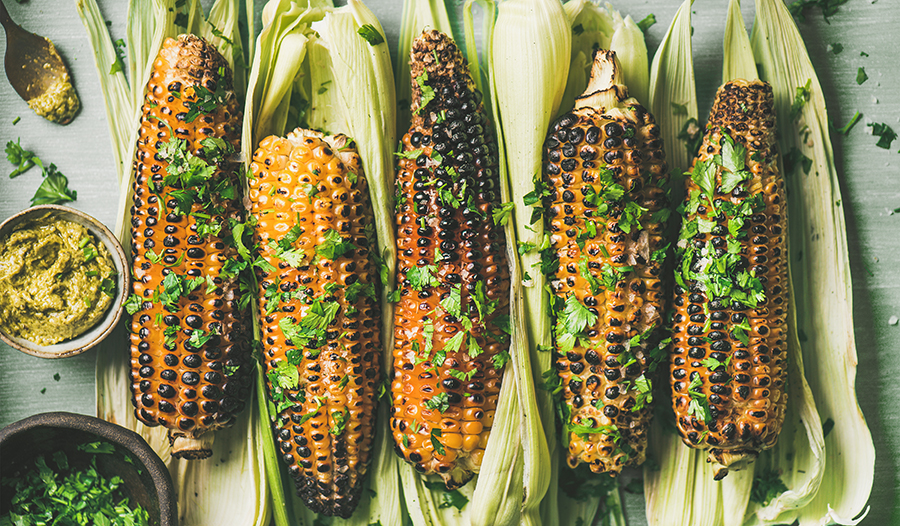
[1,0,897,524]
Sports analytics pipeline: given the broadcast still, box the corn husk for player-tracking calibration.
[482,1,570,525]
[642,3,719,525]
[560,0,649,114]
[750,0,874,522]
[241,1,400,525]
[77,1,268,525]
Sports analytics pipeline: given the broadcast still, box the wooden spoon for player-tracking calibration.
[1,0,80,124]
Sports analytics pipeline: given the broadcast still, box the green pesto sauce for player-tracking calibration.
[0,214,116,345]
[27,73,80,125]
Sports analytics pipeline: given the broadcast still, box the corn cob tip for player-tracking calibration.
[160,34,233,89]
[574,49,629,112]
[409,30,479,117]
[170,433,214,460]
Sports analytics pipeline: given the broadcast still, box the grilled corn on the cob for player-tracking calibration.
[248,130,380,518]
[544,50,669,476]
[128,34,251,459]
[669,79,787,479]
[391,30,511,489]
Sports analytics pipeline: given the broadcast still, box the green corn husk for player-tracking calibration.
[78,1,268,525]
[751,0,874,522]
[642,2,715,524]
[560,0,649,114]
[482,1,569,525]
[241,1,400,525]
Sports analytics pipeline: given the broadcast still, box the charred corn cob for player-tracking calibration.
[391,30,510,489]
[669,79,788,479]
[128,35,251,459]
[248,130,380,518]
[543,50,670,476]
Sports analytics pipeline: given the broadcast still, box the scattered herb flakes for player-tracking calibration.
[749,468,789,505]
[414,70,436,115]
[860,51,869,57]
[670,101,688,115]
[868,122,898,149]
[110,38,127,75]
[822,417,836,438]
[787,0,851,22]
[423,481,470,511]
[357,24,385,46]
[637,13,657,33]
[789,78,812,120]
[12,116,20,125]
[856,67,868,85]
[40,387,47,394]
[828,42,843,54]
[834,111,862,135]
[53,373,61,381]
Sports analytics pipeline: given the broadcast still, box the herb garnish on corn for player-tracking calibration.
[545,50,669,476]
[127,35,253,459]
[392,29,510,490]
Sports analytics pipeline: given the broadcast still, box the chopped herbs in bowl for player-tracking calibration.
[0,412,176,526]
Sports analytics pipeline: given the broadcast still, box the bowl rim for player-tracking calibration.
[0,411,178,526]
[0,204,130,359]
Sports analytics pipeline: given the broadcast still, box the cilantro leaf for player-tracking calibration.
[5,138,39,178]
[31,164,77,205]
[492,201,515,226]
[869,122,898,150]
[357,24,385,46]
[316,229,355,260]
[789,79,812,119]
[414,71,436,115]
[690,159,717,202]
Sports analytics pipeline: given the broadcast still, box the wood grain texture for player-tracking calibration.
[0,0,897,524]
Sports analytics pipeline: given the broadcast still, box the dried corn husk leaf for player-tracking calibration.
[485,1,571,524]
[647,0,697,174]
[81,1,267,525]
[242,1,400,525]
[750,0,874,522]
[721,0,756,84]
[642,4,718,525]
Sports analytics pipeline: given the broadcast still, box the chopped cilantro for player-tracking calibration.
[357,24,385,46]
[789,79,812,119]
[430,428,445,455]
[833,111,862,135]
[686,374,712,424]
[316,229,355,259]
[415,71,436,115]
[492,201,515,226]
[856,67,868,85]
[869,122,897,150]
[424,392,450,413]
[423,481,469,510]
[5,138,38,178]
[749,468,788,505]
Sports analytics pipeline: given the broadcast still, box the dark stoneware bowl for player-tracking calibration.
[0,412,177,526]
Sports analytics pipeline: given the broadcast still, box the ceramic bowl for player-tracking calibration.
[0,204,129,358]
[0,412,177,526]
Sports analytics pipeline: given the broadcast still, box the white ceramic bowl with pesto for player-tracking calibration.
[0,205,129,359]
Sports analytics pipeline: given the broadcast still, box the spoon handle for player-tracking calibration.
[0,1,11,31]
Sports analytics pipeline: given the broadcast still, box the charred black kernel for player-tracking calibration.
[139,353,153,365]
[160,370,176,381]
[158,384,176,398]
[183,354,201,368]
